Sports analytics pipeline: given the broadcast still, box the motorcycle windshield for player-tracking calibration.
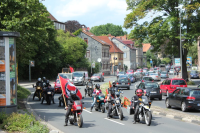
[74,100,81,105]
[141,96,149,104]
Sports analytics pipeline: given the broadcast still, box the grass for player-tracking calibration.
[17,85,31,99]
[187,81,195,85]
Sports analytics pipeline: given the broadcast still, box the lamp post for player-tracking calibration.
[175,6,182,78]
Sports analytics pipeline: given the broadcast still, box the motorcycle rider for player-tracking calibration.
[64,83,80,126]
[106,87,116,119]
[42,77,47,84]
[111,81,119,92]
[90,84,102,112]
[36,77,43,87]
[131,89,143,124]
[41,83,55,104]
[85,77,93,96]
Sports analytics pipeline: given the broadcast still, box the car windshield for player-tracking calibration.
[145,83,159,88]
[161,72,167,74]
[93,73,100,76]
[190,71,197,74]
[118,78,128,82]
[172,80,186,85]
[190,90,200,96]
[143,77,153,81]
[59,73,72,79]
[119,75,127,78]
[73,73,83,77]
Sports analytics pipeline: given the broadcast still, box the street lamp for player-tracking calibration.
[175,6,182,78]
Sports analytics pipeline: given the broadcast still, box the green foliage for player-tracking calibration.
[73,28,82,36]
[87,62,100,77]
[161,58,171,64]
[0,110,8,124]
[17,85,31,99]
[124,64,128,72]
[146,50,157,67]
[124,0,200,79]
[188,41,198,64]
[187,81,195,85]
[147,62,151,68]
[1,113,49,133]
[90,23,126,36]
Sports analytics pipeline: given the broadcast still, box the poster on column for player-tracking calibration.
[0,37,6,106]
[9,38,16,105]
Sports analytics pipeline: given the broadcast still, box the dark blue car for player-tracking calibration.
[190,70,199,79]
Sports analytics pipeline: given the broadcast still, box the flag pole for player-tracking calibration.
[59,75,67,108]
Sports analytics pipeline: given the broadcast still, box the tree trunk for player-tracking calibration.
[181,48,188,80]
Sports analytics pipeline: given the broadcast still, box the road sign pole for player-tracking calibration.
[29,60,31,82]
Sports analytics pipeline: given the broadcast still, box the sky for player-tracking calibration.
[41,0,159,34]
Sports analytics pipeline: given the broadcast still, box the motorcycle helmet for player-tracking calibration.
[43,77,46,81]
[38,78,41,82]
[112,81,116,87]
[47,80,49,84]
[136,89,143,97]
[95,84,100,90]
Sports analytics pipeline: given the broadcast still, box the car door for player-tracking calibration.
[170,89,180,106]
[175,88,185,107]
[166,79,171,94]
[160,80,166,93]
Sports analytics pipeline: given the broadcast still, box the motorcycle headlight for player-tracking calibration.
[89,86,92,88]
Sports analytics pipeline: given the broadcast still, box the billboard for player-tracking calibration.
[175,58,180,66]
[187,57,192,67]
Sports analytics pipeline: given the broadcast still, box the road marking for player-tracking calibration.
[104,118,125,125]
[83,109,92,113]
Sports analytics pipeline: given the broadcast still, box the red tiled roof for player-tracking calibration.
[48,12,58,21]
[97,36,123,53]
[142,43,151,52]
[116,35,128,40]
[114,38,136,50]
[82,29,110,46]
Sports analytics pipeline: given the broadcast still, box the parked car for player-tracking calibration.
[73,71,88,86]
[160,78,187,96]
[136,82,162,100]
[160,71,169,78]
[141,76,154,82]
[190,70,199,79]
[127,74,136,83]
[116,76,131,90]
[126,70,134,74]
[149,73,161,81]
[165,88,200,112]
[91,73,104,82]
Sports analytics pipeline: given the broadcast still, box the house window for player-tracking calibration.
[84,38,88,44]
[123,46,126,49]
[124,52,127,58]
[86,50,90,58]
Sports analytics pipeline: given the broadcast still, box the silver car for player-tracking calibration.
[149,73,161,81]
[160,71,169,78]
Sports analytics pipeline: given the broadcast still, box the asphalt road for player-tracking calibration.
[20,76,200,133]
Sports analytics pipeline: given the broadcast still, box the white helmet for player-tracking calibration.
[38,78,41,82]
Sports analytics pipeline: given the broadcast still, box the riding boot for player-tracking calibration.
[64,119,68,126]
[52,98,55,104]
[41,97,44,104]
[90,106,93,112]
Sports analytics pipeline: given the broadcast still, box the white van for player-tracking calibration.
[73,71,88,86]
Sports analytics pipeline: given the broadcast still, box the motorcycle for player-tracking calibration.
[42,87,54,105]
[106,92,123,120]
[68,99,84,128]
[85,82,94,97]
[32,82,44,101]
[135,96,152,126]
[93,94,105,113]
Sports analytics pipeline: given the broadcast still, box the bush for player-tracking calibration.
[187,81,195,85]
[0,111,8,124]
[1,112,49,133]
[17,85,31,99]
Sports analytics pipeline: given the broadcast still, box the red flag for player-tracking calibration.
[69,66,74,73]
[109,81,112,88]
[123,97,131,109]
[59,76,82,100]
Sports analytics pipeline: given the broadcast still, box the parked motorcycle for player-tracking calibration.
[93,94,105,113]
[32,82,44,101]
[68,99,84,128]
[106,93,123,120]
[85,82,94,97]
[135,96,152,126]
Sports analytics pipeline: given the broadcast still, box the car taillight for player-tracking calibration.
[186,96,195,100]
[142,80,144,82]
[160,90,162,94]
[144,90,146,94]
[128,83,130,85]
[156,76,158,77]
[117,83,119,85]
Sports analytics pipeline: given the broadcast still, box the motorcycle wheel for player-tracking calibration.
[77,114,83,128]
[33,94,35,100]
[118,108,123,120]
[145,111,152,126]
[48,97,51,105]
[101,105,105,113]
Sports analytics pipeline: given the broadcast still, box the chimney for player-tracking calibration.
[82,25,86,31]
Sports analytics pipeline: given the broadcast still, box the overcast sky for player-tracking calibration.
[42,0,157,34]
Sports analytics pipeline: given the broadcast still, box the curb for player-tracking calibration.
[151,110,200,125]
[24,95,64,133]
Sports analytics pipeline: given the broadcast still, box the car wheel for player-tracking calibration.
[165,99,171,108]
[159,96,162,100]
[181,101,187,112]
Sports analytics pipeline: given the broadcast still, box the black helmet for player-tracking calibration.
[112,81,116,86]
[43,77,46,81]
[95,84,100,90]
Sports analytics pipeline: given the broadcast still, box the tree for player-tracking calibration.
[56,30,88,67]
[188,41,198,64]
[65,20,86,33]
[161,58,171,64]
[124,0,200,79]
[90,23,126,36]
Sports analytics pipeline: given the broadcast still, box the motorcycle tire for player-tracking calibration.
[101,105,105,113]
[70,119,74,125]
[118,108,123,120]
[145,111,152,126]
[77,114,83,128]
[48,97,52,105]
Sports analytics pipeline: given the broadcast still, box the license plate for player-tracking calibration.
[76,106,81,110]
[47,92,51,94]
[150,92,156,93]
[198,104,200,106]
[122,83,125,85]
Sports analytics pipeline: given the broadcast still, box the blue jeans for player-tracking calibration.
[91,98,96,107]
